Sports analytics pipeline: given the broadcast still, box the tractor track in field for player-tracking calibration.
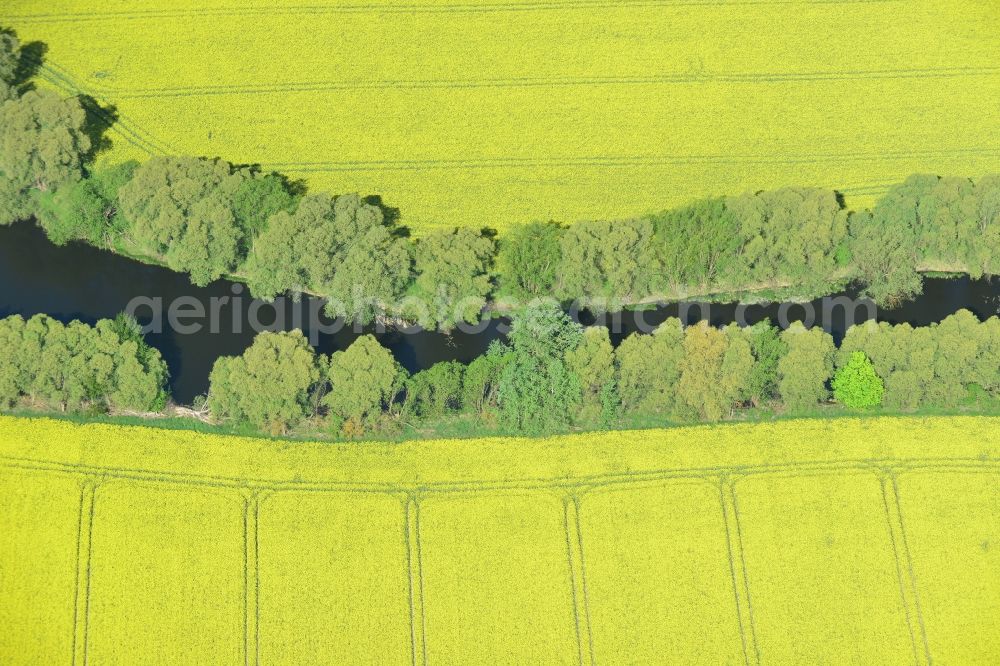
[268,148,1000,173]
[28,58,997,210]
[6,459,994,665]
[2,454,996,495]
[4,0,907,24]
[42,65,1000,99]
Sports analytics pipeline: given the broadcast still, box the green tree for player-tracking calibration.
[556,218,659,302]
[403,361,465,419]
[743,322,786,406]
[726,188,849,294]
[675,323,753,421]
[650,197,741,293]
[0,89,91,225]
[848,209,922,304]
[927,309,986,407]
[104,313,170,412]
[497,302,583,434]
[615,319,684,415]
[324,335,406,429]
[118,156,252,285]
[231,172,297,240]
[832,351,884,409]
[461,340,511,418]
[242,193,410,324]
[778,322,835,412]
[0,30,20,103]
[35,161,138,246]
[0,315,25,407]
[0,314,168,415]
[407,227,494,330]
[496,221,563,298]
[208,330,320,433]
[565,326,616,423]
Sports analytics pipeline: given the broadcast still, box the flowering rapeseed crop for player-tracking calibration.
[4,0,1000,232]
[1,415,997,663]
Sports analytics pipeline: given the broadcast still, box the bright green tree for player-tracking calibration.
[832,351,884,409]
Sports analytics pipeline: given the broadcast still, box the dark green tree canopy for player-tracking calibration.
[324,334,407,427]
[118,156,250,285]
[208,330,321,433]
[496,221,563,299]
[0,89,91,225]
[407,227,494,330]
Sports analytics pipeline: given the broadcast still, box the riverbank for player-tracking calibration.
[8,386,1000,446]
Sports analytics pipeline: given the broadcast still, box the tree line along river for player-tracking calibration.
[2,221,999,404]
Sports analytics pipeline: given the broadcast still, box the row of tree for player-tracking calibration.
[205,304,1000,437]
[4,29,1000,331]
[0,314,169,414]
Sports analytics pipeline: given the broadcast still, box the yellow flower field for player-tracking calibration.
[4,0,1000,232]
[1,414,998,664]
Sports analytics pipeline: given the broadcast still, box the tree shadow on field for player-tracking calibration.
[12,37,47,90]
[78,94,120,163]
[232,161,310,199]
[364,194,410,238]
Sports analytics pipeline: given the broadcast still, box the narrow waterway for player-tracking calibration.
[3,221,999,403]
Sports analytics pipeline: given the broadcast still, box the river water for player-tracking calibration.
[3,221,999,403]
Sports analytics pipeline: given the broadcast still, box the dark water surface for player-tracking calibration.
[3,221,1000,404]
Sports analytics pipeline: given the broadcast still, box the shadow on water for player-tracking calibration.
[3,221,1000,404]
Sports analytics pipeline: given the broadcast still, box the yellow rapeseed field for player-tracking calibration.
[4,1,1000,232]
[1,414,998,664]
